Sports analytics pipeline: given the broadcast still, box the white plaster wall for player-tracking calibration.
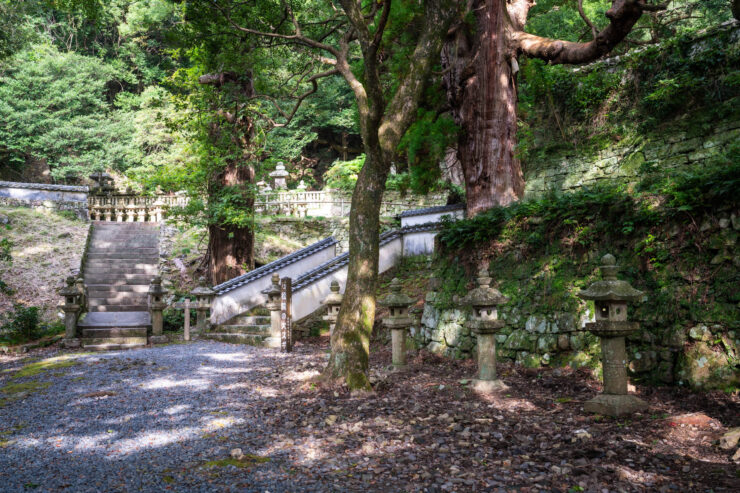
[400,209,463,227]
[210,246,336,324]
[403,231,437,256]
[292,236,402,321]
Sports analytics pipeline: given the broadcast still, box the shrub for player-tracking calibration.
[0,304,42,345]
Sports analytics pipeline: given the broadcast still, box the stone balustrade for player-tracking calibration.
[88,194,187,222]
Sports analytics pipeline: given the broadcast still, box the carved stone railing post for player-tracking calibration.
[262,274,282,348]
[459,268,509,393]
[148,276,168,344]
[192,277,215,334]
[59,276,81,348]
[321,280,344,336]
[578,254,647,416]
[379,278,415,370]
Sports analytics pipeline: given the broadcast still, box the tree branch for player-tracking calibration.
[577,0,598,39]
[512,0,666,65]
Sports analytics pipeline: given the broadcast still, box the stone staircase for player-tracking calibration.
[202,309,276,348]
[78,222,159,350]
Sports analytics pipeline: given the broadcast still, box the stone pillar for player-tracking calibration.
[148,276,168,344]
[379,278,415,370]
[578,254,647,416]
[192,277,215,333]
[59,276,81,348]
[459,268,509,393]
[321,280,343,336]
[262,274,282,348]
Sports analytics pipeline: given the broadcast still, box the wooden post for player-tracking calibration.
[280,277,292,353]
[184,298,191,342]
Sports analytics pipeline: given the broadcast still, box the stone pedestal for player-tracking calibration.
[262,274,282,349]
[578,254,648,416]
[379,279,415,371]
[459,268,509,394]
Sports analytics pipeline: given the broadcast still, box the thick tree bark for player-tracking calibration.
[445,0,661,217]
[208,161,255,285]
[200,72,256,284]
[443,0,524,217]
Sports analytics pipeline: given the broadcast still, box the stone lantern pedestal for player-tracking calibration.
[148,276,168,344]
[379,279,415,370]
[270,162,289,190]
[262,274,282,348]
[578,254,647,416]
[460,269,509,393]
[59,276,81,348]
[192,277,215,335]
[321,281,343,337]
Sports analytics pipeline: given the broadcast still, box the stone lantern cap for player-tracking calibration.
[459,269,508,308]
[148,276,167,296]
[261,274,282,298]
[191,276,214,297]
[59,276,79,297]
[322,280,344,306]
[578,254,643,303]
[269,162,289,178]
[379,278,415,309]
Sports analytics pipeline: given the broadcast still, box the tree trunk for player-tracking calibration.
[208,161,255,285]
[443,0,524,217]
[324,147,388,389]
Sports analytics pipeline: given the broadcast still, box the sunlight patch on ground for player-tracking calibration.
[140,377,211,390]
[283,369,321,382]
[202,352,253,362]
[250,385,280,398]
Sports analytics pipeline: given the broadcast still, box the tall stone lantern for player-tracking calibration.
[262,274,282,348]
[192,277,215,333]
[322,280,344,336]
[59,276,81,348]
[379,278,415,370]
[460,268,509,393]
[578,253,647,416]
[269,162,289,190]
[148,276,168,344]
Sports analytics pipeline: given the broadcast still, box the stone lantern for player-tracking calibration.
[460,268,509,393]
[262,274,282,348]
[578,253,647,416]
[379,278,415,370]
[322,280,344,336]
[59,276,81,347]
[191,277,215,334]
[148,276,168,344]
[269,162,289,190]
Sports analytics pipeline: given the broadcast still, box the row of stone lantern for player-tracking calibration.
[318,253,646,417]
[147,276,215,344]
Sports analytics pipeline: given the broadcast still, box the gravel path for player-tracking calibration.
[0,341,331,493]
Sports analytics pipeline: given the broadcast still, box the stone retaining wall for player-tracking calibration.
[0,181,89,220]
[411,298,739,390]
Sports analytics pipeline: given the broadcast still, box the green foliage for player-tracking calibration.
[0,305,43,345]
[324,155,365,191]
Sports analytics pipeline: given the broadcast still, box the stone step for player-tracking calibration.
[85,261,158,269]
[87,248,159,255]
[84,274,153,284]
[88,305,149,312]
[229,315,271,326]
[87,285,150,294]
[214,324,271,335]
[82,327,148,338]
[82,337,148,346]
[79,311,150,327]
[201,333,272,346]
[89,296,148,305]
[85,267,158,275]
[87,253,160,260]
[82,343,148,351]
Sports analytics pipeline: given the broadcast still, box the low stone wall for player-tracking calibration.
[412,296,739,390]
[0,181,89,220]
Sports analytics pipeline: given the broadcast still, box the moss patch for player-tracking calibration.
[11,354,81,379]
